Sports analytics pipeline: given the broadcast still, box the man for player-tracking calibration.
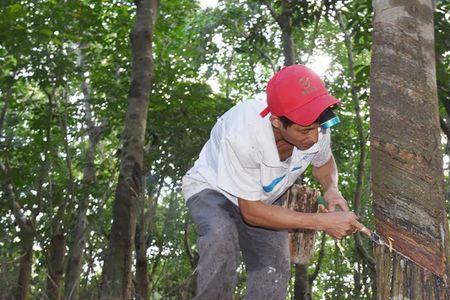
[182,64,362,300]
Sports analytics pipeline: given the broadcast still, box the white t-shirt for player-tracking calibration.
[182,98,332,206]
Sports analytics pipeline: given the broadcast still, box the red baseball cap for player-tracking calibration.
[260,64,341,126]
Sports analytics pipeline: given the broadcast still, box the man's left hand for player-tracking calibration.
[323,187,350,212]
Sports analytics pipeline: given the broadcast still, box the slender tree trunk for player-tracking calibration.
[263,0,295,66]
[100,1,159,299]
[15,221,34,300]
[279,0,295,66]
[281,30,295,66]
[0,162,37,300]
[371,0,450,297]
[183,216,198,299]
[65,206,87,300]
[134,174,150,300]
[293,264,311,300]
[46,233,66,300]
[135,224,149,300]
[64,45,104,300]
[134,151,164,298]
[282,185,319,300]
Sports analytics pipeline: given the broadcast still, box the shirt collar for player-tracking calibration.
[258,119,320,168]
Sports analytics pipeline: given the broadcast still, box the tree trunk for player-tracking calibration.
[282,185,319,300]
[15,221,34,300]
[279,0,295,66]
[0,162,37,300]
[281,29,295,66]
[135,224,149,300]
[183,215,198,299]
[46,233,66,300]
[370,0,450,297]
[100,1,159,299]
[293,264,311,300]
[64,206,87,300]
[263,0,295,66]
[64,45,103,300]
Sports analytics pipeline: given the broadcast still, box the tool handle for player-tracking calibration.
[316,196,341,212]
[316,196,328,213]
[317,196,326,207]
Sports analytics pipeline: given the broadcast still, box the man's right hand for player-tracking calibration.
[317,211,363,239]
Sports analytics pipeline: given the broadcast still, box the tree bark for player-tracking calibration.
[279,0,295,66]
[282,185,319,300]
[100,1,159,299]
[134,176,150,300]
[15,220,34,300]
[64,206,87,300]
[293,264,312,300]
[183,216,198,299]
[371,0,450,297]
[46,233,66,300]
[134,172,164,298]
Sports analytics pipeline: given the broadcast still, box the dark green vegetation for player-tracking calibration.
[0,0,449,299]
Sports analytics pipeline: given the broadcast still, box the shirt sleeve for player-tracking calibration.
[311,129,332,167]
[216,135,261,200]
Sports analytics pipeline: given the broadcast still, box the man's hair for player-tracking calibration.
[278,116,295,128]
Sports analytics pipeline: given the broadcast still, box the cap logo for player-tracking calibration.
[298,76,317,95]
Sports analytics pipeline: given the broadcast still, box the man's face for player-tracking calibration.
[270,116,320,150]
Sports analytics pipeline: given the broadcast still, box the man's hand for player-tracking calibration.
[323,187,350,212]
[318,211,362,239]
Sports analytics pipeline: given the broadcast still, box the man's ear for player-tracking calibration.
[270,115,282,129]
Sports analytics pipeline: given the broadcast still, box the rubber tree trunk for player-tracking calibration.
[99,0,159,299]
[45,233,66,300]
[370,0,450,298]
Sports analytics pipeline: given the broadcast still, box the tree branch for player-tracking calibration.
[0,94,10,136]
[50,87,75,235]
[253,44,277,74]
[0,161,30,232]
[262,0,280,23]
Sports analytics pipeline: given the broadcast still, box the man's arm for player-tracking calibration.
[238,199,361,239]
[238,199,321,230]
[312,154,350,212]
